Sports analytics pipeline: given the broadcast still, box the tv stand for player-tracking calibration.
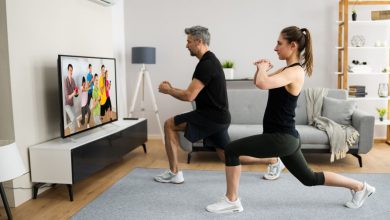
[29,118,147,201]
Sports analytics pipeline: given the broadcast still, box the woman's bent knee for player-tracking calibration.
[300,172,325,186]
[224,143,240,166]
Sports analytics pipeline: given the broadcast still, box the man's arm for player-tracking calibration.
[159,78,204,102]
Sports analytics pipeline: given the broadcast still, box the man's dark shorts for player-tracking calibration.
[174,111,230,149]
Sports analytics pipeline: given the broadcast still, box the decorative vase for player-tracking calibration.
[352,12,357,21]
[378,83,389,97]
[379,116,384,121]
[223,68,234,80]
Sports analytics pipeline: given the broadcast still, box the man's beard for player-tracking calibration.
[189,50,195,56]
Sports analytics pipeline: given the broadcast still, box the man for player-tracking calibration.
[155,26,283,184]
[64,64,78,133]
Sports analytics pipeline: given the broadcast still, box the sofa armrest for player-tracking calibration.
[351,109,375,154]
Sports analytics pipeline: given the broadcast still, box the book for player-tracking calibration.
[349,88,366,93]
[371,10,390,21]
[349,92,367,97]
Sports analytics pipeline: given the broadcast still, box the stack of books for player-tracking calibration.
[349,85,367,97]
[371,10,390,20]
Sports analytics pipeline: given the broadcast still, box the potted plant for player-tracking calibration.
[222,60,234,79]
[376,108,387,121]
[352,9,357,21]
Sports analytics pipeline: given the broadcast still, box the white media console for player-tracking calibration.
[29,118,147,201]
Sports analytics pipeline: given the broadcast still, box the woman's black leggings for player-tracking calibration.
[225,133,325,186]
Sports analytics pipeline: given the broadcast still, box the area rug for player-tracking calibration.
[71,168,390,220]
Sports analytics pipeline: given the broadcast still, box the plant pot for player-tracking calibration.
[379,116,384,121]
[223,68,234,80]
[352,13,357,21]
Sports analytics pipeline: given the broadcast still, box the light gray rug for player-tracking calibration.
[72,168,390,220]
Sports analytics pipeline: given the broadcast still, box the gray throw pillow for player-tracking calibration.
[322,97,357,125]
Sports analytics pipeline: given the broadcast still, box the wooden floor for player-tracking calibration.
[2,140,390,220]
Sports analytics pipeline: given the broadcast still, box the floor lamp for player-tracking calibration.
[0,143,27,220]
[128,47,164,143]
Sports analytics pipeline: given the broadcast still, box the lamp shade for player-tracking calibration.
[0,143,27,182]
[132,47,156,64]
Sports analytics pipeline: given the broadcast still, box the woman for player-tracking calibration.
[206,26,375,213]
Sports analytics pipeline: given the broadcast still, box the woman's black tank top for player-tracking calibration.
[263,63,301,138]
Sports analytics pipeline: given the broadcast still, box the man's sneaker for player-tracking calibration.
[263,158,285,180]
[206,196,243,213]
[154,170,184,184]
[345,182,375,209]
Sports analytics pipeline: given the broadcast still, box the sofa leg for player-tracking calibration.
[187,152,192,164]
[352,154,362,167]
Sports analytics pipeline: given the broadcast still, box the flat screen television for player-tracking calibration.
[58,55,118,138]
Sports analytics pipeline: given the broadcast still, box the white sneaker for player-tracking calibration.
[206,196,243,213]
[345,182,375,209]
[263,158,285,180]
[154,170,184,184]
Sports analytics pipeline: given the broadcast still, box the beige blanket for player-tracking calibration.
[305,88,359,162]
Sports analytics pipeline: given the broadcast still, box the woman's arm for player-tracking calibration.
[254,60,303,90]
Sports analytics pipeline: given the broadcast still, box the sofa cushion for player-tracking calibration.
[295,91,308,125]
[226,124,359,149]
[228,89,266,124]
[296,125,329,145]
[322,97,357,125]
[229,125,329,145]
[228,124,262,141]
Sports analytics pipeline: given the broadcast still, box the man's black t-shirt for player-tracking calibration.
[193,51,231,124]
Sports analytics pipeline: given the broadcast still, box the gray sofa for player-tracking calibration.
[180,89,375,167]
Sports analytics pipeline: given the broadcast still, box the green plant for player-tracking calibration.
[376,108,387,117]
[222,60,234,69]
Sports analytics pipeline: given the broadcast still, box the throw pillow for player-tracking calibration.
[322,96,357,125]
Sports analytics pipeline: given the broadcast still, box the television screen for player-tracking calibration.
[58,55,118,138]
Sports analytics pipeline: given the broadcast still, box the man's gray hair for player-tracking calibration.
[184,26,210,46]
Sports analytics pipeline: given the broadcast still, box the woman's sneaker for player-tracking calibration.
[206,196,243,213]
[154,170,184,184]
[345,182,375,209]
[263,158,285,180]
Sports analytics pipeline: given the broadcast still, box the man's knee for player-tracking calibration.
[215,148,225,162]
[164,118,175,131]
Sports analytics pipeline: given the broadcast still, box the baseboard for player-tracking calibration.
[374,138,387,143]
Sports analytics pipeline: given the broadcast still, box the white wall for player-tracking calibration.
[124,0,340,136]
[112,0,127,120]
[4,0,115,206]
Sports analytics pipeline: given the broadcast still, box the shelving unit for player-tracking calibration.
[337,0,390,143]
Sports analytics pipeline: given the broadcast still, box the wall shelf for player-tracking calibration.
[375,119,390,125]
[348,97,390,101]
[337,0,390,143]
[337,20,390,25]
[335,72,390,75]
[336,46,390,49]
